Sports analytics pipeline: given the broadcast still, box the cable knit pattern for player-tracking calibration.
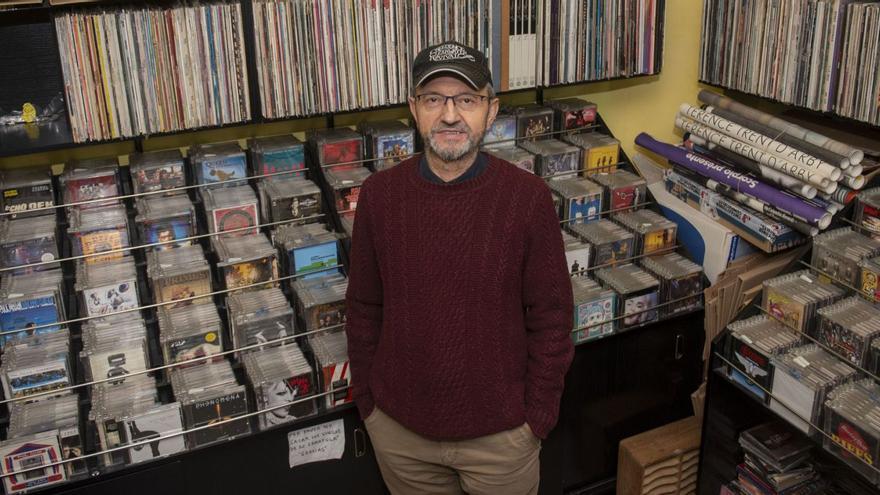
[345,154,574,440]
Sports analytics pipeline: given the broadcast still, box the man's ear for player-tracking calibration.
[486,97,500,129]
[408,96,420,129]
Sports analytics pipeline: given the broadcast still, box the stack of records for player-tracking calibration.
[513,105,554,142]
[736,422,820,495]
[824,379,880,483]
[640,252,704,316]
[146,245,213,309]
[0,215,59,273]
[248,135,306,177]
[569,219,635,268]
[76,258,140,317]
[213,234,279,292]
[814,297,880,368]
[308,129,364,169]
[482,146,536,174]
[812,228,880,287]
[170,360,250,448]
[571,277,616,343]
[68,204,131,264]
[614,209,677,255]
[189,143,248,189]
[482,113,517,148]
[158,303,224,367]
[0,270,65,347]
[562,231,591,277]
[590,170,647,213]
[859,254,880,302]
[243,344,318,429]
[562,132,621,176]
[7,394,84,478]
[548,177,603,225]
[0,430,68,493]
[227,287,295,352]
[135,195,196,250]
[324,168,371,216]
[769,344,857,436]
[81,312,149,384]
[725,315,801,403]
[129,150,186,195]
[0,330,71,402]
[761,270,847,334]
[291,274,347,332]
[854,187,880,240]
[61,159,120,210]
[358,120,416,171]
[309,329,352,408]
[518,139,580,179]
[274,223,341,280]
[596,263,660,330]
[89,374,169,467]
[202,185,259,237]
[257,177,322,224]
[546,98,597,134]
[0,168,55,219]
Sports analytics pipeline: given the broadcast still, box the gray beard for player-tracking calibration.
[424,125,487,162]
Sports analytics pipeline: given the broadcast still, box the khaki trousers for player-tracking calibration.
[364,407,541,495]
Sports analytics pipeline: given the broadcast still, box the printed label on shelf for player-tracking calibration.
[288,418,345,468]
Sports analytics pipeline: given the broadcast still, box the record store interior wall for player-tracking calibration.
[1,1,706,169]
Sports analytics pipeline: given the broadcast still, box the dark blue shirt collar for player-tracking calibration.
[419,152,488,185]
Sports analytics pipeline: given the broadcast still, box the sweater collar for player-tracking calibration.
[406,152,500,194]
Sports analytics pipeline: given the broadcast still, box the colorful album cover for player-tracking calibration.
[335,185,361,212]
[542,152,578,177]
[375,133,414,170]
[483,117,517,147]
[666,273,703,314]
[729,339,773,398]
[223,257,278,290]
[87,348,146,383]
[321,360,353,408]
[0,433,66,493]
[643,227,676,254]
[765,288,805,332]
[566,195,600,225]
[78,229,128,264]
[562,107,597,130]
[58,426,85,476]
[66,174,118,204]
[260,147,306,175]
[859,203,880,240]
[825,408,879,477]
[1,237,58,272]
[0,295,62,346]
[518,115,552,141]
[259,374,318,429]
[818,321,864,366]
[157,271,212,308]
[271,192,321,223]
[566,245,591,277]
[621,291,659,329]
[166,331,222,365]
[861,266,880,302]
[134,164,185,193]
[143,216,193,250]
[2,182,54,218]
[320,139,362,167]
[594,239,633,267]
[610,185,640,211]
[185,390,250,447]
[6,360,69,399]
[585,145,620,174]
[574,295,615,342]
[212,203,258,236]
[291,241,339,279]
[83,280,138,317]
[199,155,247,186]
[123,405,186,464]
[306,301,346,331]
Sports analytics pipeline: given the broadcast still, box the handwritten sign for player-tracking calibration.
[287,419,345,468]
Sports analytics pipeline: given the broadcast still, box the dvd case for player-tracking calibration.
[249,135,307,177]
[129,149,186,195]
[0,169,55,219]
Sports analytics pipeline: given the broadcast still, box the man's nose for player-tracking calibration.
[440,99,461,124]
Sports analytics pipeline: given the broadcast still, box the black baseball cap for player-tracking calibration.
[412,41,493,90]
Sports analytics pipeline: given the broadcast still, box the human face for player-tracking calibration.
[409,76,499,163]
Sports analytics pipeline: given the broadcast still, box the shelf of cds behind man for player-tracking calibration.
[0,98,705,494]
[703,189,880,494]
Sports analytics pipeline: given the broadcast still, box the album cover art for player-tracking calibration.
[0,433,66,494]
[239,316,293,347]
[123,404,186,464]
[305,301,346,331]
[143,217,193,250]
[58,426,85,476]
[621,292,659,329]
[258,374,318,429]
[513,155,536,173]
[376,134,413,170]
[825,408,879,477]
[66,175,118,203]
[134,164,185,193]
[585,145,620,174]
[666,273,703,314]
[78,229,128,264]
[567,196,600,225]
[83,280,138,316]
[2,182,54,218]
[562,107,597,130]
[320,140,362,167]
[574,295,615,342]
[818,322,864,366]
[594,239,633,267]
[765,288,805,332]
[271,193,321,223]
[566,245,591,277]
[1,237,58,272]
[862,266,880,302]
[610,185,640,211]
[643,227,676,254]
[213,203,258,236]
[483,117,517,147]
[166,331,222,365]
[518,115,552,142]
[6,360,69,399]
[223,257,278,290]
[320,361,353,407]
[259,147,306,175]
[87,348,147,383]
[0,295,62,346]
[157,271,212,308]
[291,241,339,279]
[199,156,247,186]
[542,152,578,177]
[334,186,361,212]
[184,390,250,447]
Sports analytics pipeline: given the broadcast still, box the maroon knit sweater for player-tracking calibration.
[344,154,574,440]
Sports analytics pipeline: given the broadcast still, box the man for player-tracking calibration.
[345,41,574,495]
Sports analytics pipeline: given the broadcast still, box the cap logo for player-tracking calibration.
[428,44,475,63]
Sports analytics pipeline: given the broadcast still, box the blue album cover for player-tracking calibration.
[0,295,61,345]
[376,133,413,168]
[567,195,601,225]
[261,147,306,176]
[144,217,194,250]
[291,241,339,279]
[200,155,247,186]
[482,116,517,147]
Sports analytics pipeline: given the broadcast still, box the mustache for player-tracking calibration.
[430,123,471,134]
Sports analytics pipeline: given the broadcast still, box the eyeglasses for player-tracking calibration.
[414,93,490,111]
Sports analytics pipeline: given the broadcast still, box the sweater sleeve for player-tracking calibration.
[344,179,384,420]
[522,184,575,439]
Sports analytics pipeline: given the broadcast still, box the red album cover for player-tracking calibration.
[321,139,362,168]
[212,203,258,236]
